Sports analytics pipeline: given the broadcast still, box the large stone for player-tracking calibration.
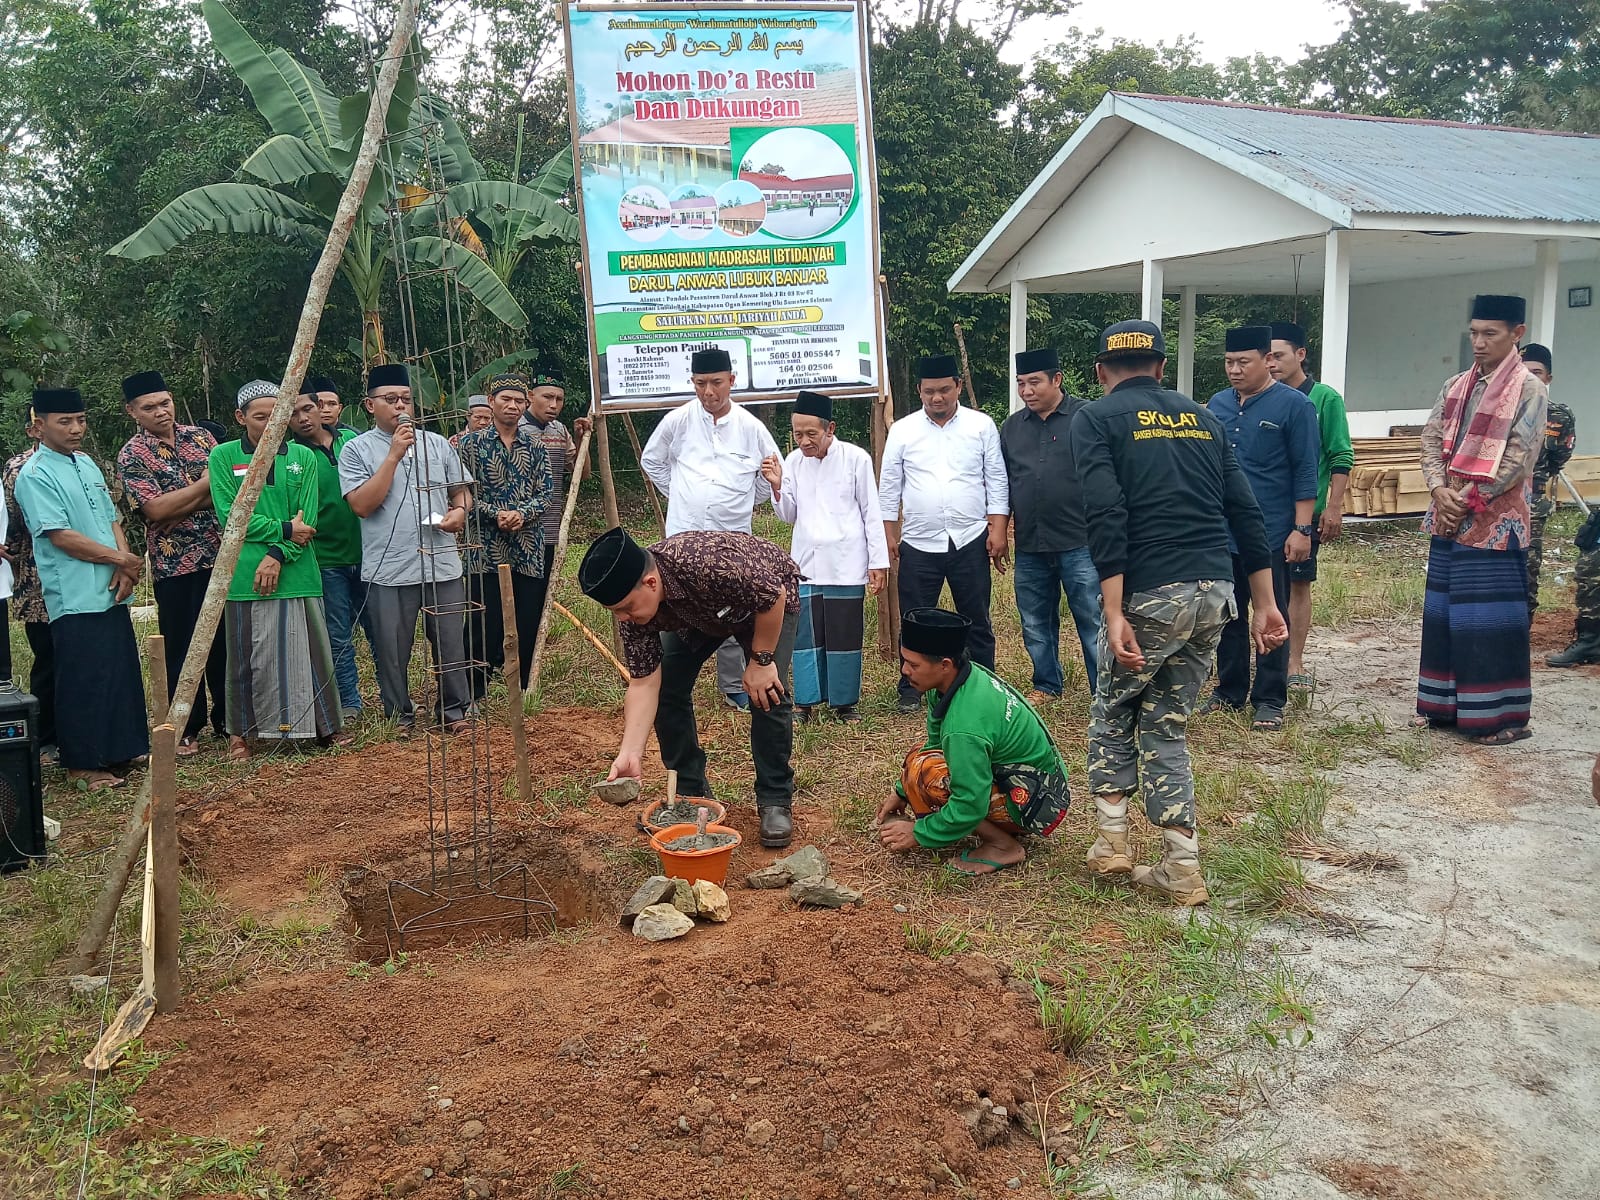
[619,877,678,928]
[744,864,793,890]
[670,878,698,916]
[631,903,695,941]
[744,1119,776,1148]
[690,879,731,922]
[592,777,640,806]
[773,845,828,881]
[789,876,862,909]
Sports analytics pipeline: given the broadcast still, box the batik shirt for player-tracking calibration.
[454,425,551,576]
[115,425,221,579]
[1421,369,1547,552]
[617,531,801,678]
[3,449,47,624]
[525,416,575,543]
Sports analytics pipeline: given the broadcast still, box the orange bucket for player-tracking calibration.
[649,822,741,886]
[642,797,728,834]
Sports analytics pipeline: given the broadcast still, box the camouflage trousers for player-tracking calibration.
[1527,496,1553,612]
[1575,546,1600,639]
[1087,579,1234,829]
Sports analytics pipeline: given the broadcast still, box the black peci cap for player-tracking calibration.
[900,608,971,660]
[121,371,167,403]
[579,527,650,608]
[1269,321,1307,349]
[32,387,85,414]
[690,348,732,374]
[1014,348,1060,375]
[1472,294,1526,325]
[1521,343,1552,373]
[793,390,833,421]
[1224,326,1272,354]
[917,354,960,381]
[367,363,410,392]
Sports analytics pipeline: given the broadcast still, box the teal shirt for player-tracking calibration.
[13,446,126,620]
[901,664,1066,848]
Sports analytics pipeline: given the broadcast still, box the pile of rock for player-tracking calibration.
[622,876,732,941]
[744,845,862,909]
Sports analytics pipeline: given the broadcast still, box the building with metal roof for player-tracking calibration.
[950,92,1600,444]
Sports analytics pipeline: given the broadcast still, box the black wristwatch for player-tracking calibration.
[1293,524,1315,536]
[752,650,775,666]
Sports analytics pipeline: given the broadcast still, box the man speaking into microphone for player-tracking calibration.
[339,363,476,737]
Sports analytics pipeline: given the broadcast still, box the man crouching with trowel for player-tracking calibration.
[875,608,1071,875]
[579,526,802,848]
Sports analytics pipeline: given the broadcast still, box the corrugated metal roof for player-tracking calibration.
[1117,93,1600,223]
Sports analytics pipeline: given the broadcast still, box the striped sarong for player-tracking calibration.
[792,583,865,708]
[225,596,342,741]
[1416,536,1531,736]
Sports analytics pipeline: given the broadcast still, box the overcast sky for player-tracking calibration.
[1017,0,1353,64]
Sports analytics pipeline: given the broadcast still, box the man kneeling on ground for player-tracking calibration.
[875,608,1070,875]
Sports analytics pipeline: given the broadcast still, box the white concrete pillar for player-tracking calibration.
[1178,285,1197,396]
[1320,229,1351,397]
[1140,258,1165,324]
[1530,238,1560,350]
[1008,279,1028,413]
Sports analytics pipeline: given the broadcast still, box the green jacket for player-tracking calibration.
[1306,380,1354,517]
[297,426,361,568]
[209,439,322,602]
[900,664,1066,848]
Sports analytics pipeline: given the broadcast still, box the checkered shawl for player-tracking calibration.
[1439,351,1530,485]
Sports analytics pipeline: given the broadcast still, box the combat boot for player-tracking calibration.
[1131,827,1209,906]
[1085,795,1133,875]
[1547,634,1600,667]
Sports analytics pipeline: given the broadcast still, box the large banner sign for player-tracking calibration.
[563,1,884,411]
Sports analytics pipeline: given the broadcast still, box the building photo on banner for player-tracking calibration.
[563,0,884,411]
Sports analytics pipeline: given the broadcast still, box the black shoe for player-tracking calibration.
[795,705,814,724]
[896,694,921,715]
[759,806,793,848]
[833,705,860,724]
[1547,636,1600,667]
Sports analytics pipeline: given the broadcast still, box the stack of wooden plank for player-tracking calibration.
[1339,439,1600,517]
[1343,436,1426,516]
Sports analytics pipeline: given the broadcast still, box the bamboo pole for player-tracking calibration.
[526,427,591,700]
[620,412,665,536]
[67,0,423,978]
[954,322,978,408]
[150,724,180,1013]
[146,634,168,727]
[552,601,629,681]
[497,565,532,807]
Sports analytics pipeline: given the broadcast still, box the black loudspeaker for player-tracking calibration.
[0,686,44,874]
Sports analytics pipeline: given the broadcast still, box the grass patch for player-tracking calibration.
[903,920,970,960]
[1033,973,1122,1057]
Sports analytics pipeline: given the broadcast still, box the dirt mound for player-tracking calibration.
[139,710,1064,1198]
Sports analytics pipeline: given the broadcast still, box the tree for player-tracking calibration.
[107,0,531,367]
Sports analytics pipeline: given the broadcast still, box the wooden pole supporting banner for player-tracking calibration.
[869,316,901,663]
[146,634,168,728]
[498,565,533,807]
[150,723,180,1013]
[620,411,665,537]
[68,0,423,979]
[595,408,621,529]
[527,428,592,701]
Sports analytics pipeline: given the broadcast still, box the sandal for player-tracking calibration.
[1252,710,1284,732]
[1471,727,1532,746]
[1287,674,1313,690]
[70,771,126,793]
[177,737,202,758]
[1197,696,1241,718]
[947,849,1021,877]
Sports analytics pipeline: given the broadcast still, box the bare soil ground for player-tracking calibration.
[1122,620,1600,1200]
[129,708,1065,1200]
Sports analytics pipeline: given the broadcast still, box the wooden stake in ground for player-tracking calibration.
[67,0,424,980]
[150,724,180,1013]
[954,322,980,408]
[620,411,665,536]
[498,564,532,808]
[526,427,591,701]
[146,634,168,727]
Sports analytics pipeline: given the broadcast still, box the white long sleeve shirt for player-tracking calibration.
[877,406,1009,553]
[640,400,779,536]
[773,440,890,586]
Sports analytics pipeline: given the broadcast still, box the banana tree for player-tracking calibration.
[107,0,528,367]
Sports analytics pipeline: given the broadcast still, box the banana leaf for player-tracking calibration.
[201,0,341,154]
[107,184,326,259]
[407,236,529,329]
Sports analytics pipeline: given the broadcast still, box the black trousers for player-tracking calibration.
[24,620,56,747]
[153,569,229,739]
[467,569,544,697]
[896,534,995,699]
[655,610,798,808]
[1215,551,1291,715]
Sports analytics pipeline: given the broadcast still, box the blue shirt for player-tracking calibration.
[1206,381,1320,550]
[13,446,125,619]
